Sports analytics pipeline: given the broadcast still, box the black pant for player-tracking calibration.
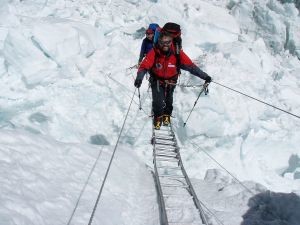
[151,79,176,118]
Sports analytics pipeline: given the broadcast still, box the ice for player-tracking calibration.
[3,30,59,87]
[0,129,158,225]
[286,20,300,59]
[32,22,81,63]
[0,1,20,28]
[0,27,8,50]
[231,0,300,58]
[0,57,6,76]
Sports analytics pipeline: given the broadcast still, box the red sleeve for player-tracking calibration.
[179,50,209,80]
[138,48,156,72]
[179,50,194,66]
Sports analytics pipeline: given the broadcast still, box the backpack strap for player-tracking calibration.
[175,44,181,74]
[162,23,182,74]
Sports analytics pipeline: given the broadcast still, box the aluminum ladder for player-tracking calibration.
[152,124,209,225]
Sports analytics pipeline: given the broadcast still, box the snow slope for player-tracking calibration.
[0,129,158,225]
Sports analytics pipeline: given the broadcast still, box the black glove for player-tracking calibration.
[204,75,212,84]
[134,78,142,88]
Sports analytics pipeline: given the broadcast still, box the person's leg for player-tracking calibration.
[151,80,165,129]
[151,81,165,117]
[164,85,175,115]
[163,85,175,125]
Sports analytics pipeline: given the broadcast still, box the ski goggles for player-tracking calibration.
[158,40,172,46]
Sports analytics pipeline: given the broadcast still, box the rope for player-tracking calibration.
[177,84,203,88]
[66,147,103,225]
[188,140,290,224]
[88,89,137,225]
[159,79,205,88]
[126,86,225,224]
[189,140,256,196]
[212,81,300,120]
[106,73,150,116]
[198,199,225,225]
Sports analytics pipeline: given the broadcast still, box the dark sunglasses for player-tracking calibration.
[159,40,172,46]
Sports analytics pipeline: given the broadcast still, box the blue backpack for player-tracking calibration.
[148,23,159,32]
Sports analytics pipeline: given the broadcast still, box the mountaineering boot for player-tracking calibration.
[162,114,171,126]
[153,116,162,130]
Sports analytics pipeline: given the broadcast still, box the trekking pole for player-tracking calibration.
[183,83,209,127]
[138,88,142,110]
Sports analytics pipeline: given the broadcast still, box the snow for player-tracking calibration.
[0,0,300,224]
[3,30,59,86]
[0,57,6,76]
[0,129,158,225]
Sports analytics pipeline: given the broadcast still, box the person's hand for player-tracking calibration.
[135,61,141,69]
[204,75,212,84]
[134,78,142,88]
[136,63,141,69]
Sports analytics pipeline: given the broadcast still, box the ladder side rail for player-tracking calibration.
[171,127,209,225]
[153,130,169,225]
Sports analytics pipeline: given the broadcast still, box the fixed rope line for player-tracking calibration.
[189,140,256,196]
[212,81,300,120]
[189,140,288,222]
[67,147,103,225]
[198,199,225,225]
[106,73,150,116]
[88,89,137,225]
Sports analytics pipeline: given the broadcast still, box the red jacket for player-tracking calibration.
[137,47,209,81]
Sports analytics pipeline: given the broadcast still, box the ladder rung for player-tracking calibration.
[156,158,178,162]
[168,221,199,225]
[156,166,181,170]
[156,155,178,159]
[155,133,173,136]
[155,133,174,136]
[155,153,177,158]
[163,193,191,197]
[165,207,196,210]
[161,183,189,188]
[154,131,172,135]
[155,127,171,131]
[155,147,177,151]
[155,138,174,142]
[155,136,174,140]
[158,174,185,179]
[155,150,176,155]
[156,150,177,154]
[155,128,171,132]
[154,138,175,143]
[155,142,176,146]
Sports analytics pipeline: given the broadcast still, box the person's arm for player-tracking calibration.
[179,50,211,82]
[138,39,147,63]
[134,49,156,87]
